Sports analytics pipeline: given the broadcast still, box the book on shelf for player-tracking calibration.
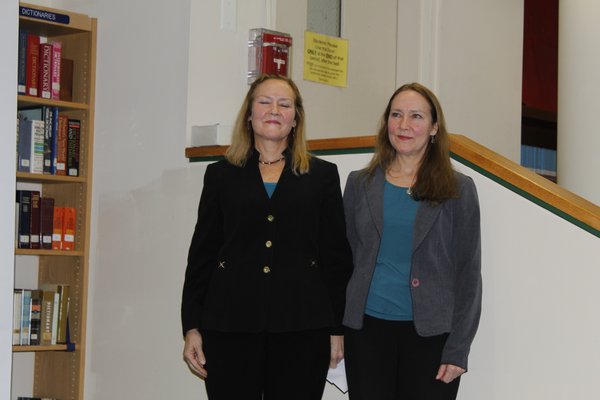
[18,105,59,175]
[40,289,56,345]
[17,119,32,172]
[17,28,70,102]
[57,284,70,344]
[41,283,70,344]
[51,206,64,250]
[51,291,60,344]
[31,119,45,174]
[40,197,55,249]
[51,42,62,100]
[39,42,52,99]
[55,114,68,175]
[29,289,42,345]
[67,119,81,177]
[13,290,22,345]
[42,106,54,174]
[25,33,40,97]
[19,289,32,345]
[17,29,27,95]
[29,191,41,249]
[17,106,70,176]
[16,190,31,249]
[13,285,70,346]
[15,199,78,252]
[62,207,76,251]
[16,191,77,252]
[14,192,20,250]
[17,107,45,174]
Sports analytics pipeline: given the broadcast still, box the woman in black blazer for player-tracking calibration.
[181,74,353,400]
[343,83,482,400]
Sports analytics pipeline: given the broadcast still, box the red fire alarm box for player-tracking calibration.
[248,28,293,84]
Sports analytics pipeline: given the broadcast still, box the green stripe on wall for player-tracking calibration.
[451,153,599,238]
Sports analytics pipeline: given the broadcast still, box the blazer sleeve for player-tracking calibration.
[318,163,354,335]
[441,175,483,370]
[342,171,359,258]
[181,163,224,336]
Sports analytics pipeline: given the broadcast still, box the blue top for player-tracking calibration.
[365,181,418,321]
[264,182,277,198]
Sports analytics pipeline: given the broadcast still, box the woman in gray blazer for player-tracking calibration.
[343,82,482,400]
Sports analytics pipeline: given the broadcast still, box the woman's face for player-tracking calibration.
[387,89,438,160]
[250,79,297,145]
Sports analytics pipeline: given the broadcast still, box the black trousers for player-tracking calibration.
[345,315,460,400]
[202,329,330,400]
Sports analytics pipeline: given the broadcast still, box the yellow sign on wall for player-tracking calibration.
[303,31,348,87]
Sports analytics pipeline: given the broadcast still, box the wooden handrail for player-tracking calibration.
[185,134,600,235]
[449,134,599,234]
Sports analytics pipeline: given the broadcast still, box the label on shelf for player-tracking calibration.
[19,6,71,25]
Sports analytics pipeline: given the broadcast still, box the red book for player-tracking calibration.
[55,115,68,176]
[51,42,62,100]
[62,207,76,251]
[29,191,41,249]
[52,206,64,250]
[40,197,55,249]
[39,42,52,99]
[26,34,40,97]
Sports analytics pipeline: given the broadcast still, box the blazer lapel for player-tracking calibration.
[413,201,442,252]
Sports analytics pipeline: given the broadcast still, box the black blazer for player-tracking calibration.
[181,151,353,335]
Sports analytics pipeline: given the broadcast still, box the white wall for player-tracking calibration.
[436,0,523,163]
[0,1,18,399]
[185,0,270,145]
[453,161,599,399]
[558,1,600,205]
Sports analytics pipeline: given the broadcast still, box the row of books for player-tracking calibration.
[13,285,70,346]
[16,190,76,250]
[521,144,557,179]
[18,397,58,400]
[17,106,80,176]
[18,29,73,101]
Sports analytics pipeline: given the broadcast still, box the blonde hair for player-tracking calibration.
[366,82,457,203]
[225,75,311,174]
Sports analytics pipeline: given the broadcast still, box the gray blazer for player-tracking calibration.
[342,167,482,370]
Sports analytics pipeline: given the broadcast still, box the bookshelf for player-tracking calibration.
[13,3,96,400]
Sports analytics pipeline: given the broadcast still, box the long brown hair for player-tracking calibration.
[365,82,457,203]
[225,74,311,174]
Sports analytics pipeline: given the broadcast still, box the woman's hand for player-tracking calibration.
[436,363,465,383]
[183,329,208,378]
[329,335,344,368]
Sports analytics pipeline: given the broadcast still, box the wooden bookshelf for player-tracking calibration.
[13,3,96,400]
